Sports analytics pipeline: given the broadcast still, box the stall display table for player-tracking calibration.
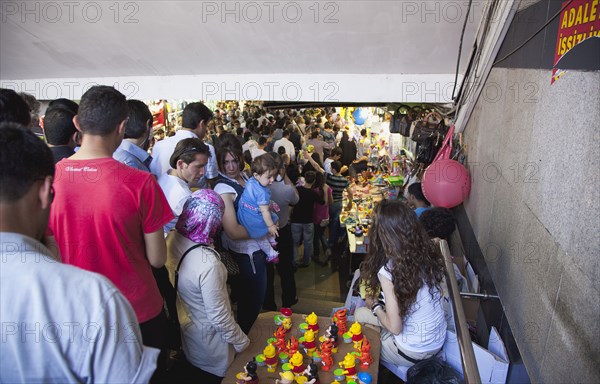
[223,311,381,383]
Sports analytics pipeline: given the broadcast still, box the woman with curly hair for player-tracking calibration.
[354,199,447,367]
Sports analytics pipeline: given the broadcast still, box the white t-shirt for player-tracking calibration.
[324,158,334,175]
[379,264,447,353]
[158,171,192,232]
[250,147,267,160]
[273,137,296,161]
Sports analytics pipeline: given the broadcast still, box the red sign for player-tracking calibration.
[552,0,600,83]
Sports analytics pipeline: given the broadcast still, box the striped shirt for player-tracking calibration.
[326,173,349,202]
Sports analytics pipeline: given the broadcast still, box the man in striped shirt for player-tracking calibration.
[326,161,353,259]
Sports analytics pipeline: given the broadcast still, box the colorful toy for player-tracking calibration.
[339,353,358,381]
[333,368,346,381]
[276,371,295,384]
[302,363,320,384]
[235,358,259,384]
[290,351,305,377]
[305,312,319,335]
[282,316,292,331]
[287,336,299,356]
[302,329,317,355]
[319,339,334,371]
[332,308,348,336]
[274,325,287,353]
[358,337,372,370]
[325,323,339,353]
[349,322,364,350]
[357,372,373,384]
[279,352,289,363]
[264,344,278,373]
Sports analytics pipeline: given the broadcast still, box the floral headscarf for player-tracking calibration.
[175,189,225,244]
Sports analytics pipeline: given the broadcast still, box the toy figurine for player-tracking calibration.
[319,323,339,353]
[305,312,319,335]
[302,363,320,384]
[281,307,293,331]
[263,344,278,373]
[357,372,373,384]
[287,335,299,356]
[319,339,334,371]
[276,371,295,384]
[339,353,358,381]
[302,329,317,355]
[332,308,348,336]
[349,321,364,350]
[236,358,259,384]
[290,351,305,377]
[358,337,372,370]
[274,325,287,353]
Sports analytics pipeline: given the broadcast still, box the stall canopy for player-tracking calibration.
[0,1,483,102]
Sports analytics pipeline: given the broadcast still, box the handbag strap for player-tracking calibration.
[175,244,211,290]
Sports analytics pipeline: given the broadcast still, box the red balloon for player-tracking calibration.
[422,159,471,208]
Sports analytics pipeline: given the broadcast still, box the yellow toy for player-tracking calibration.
[339,352,358,380]
[290,351,305,377]
[302,329,317,355]
[349,321,364,350]
[276,371,295,384]
[263,344,278,373]
[305,312,319,335]
[282,316,292,331]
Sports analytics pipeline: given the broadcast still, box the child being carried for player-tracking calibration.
[237,153,280,263]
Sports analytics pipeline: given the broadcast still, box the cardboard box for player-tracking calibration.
[451,254,481,324]
[444,326,509,384]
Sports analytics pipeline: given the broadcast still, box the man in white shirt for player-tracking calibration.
[273,129,296,161]
[0,123,159,383]
[150,102,216,187]
[250,136,268,160]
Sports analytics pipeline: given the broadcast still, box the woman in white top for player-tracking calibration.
[355,200,447,367]
[166,189,249,383]
[157,138,210,232]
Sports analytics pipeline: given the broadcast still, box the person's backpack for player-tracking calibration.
[213,175,244,210]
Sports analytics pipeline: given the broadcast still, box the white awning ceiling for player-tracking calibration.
[0,1,484,102]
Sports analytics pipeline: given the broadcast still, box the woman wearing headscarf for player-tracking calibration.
[166,189,249,383]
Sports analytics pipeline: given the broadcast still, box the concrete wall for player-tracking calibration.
[461,66,600,382]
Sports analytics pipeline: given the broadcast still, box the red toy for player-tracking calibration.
[274,326,287,353]
[287,335,299,356]
[332,308,348,336]
[359,337,373,370]
[319,339,334,371]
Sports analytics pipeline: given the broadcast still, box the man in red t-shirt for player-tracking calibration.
[49,86,173,352]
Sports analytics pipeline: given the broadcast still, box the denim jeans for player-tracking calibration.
[328,201,343,248]
[230,250,267,334]
[291,222,314,266]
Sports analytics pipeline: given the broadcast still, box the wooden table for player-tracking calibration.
[223,312,381,383]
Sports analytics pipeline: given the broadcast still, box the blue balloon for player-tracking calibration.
[353,108,368,125]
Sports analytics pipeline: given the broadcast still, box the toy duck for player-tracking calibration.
[302,329,317,355]
[319,339,334,371]
[302,363,320,384]
[349,321,364,350]
[305,312,319,335]
[235,358,259,384]
[339,353,358,381]
[263,344,278,373]
[276,371,295,384]
[332,308,348,336]
[287,336,299,356]
[358,337,372,370]
[290,351,305,377]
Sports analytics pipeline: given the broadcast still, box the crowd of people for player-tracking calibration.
[0,87,456,383]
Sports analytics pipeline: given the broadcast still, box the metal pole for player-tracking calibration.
[438,239,481,383]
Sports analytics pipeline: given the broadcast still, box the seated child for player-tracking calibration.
[237,153,280,262]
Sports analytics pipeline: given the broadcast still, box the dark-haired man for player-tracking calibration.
[0,88,31,126]
[113,99,153,172]
[48,86,174,355]
[150,102,217,187]
[43,106,78,163]
[0,123,159,382]
[407,182,431,218]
